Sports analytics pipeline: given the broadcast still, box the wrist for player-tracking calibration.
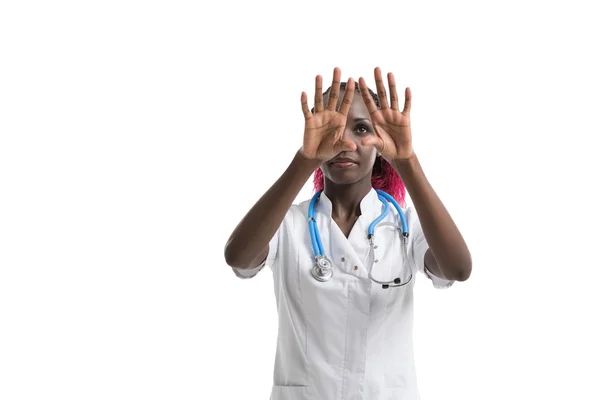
[391,150,417,167]
[294,149,323,173]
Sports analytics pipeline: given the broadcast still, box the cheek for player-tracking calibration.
[362,147,377,164]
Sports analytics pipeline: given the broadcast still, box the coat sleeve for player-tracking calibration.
[407,206,455,289]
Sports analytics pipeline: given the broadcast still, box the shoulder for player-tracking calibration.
[277,199,310,232]
[295,198,311,216]
[392,204,421,236]
[403,205,417,222]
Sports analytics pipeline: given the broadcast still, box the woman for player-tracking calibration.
[224,67,472,400]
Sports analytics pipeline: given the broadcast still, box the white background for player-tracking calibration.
[1,0,599,399]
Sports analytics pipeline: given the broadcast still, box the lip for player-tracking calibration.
[330,157,358,165]
[330,158,358,169]
[331,162,358,169]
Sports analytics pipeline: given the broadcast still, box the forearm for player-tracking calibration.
[224,149,321,269]
[392,153,472,281]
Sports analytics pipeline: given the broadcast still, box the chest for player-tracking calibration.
[332,216,360,239]
[278,211,414,296]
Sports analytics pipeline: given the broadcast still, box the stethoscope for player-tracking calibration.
[308,189,413,289]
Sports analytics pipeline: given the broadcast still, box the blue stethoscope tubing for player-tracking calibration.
[308,189,413,288]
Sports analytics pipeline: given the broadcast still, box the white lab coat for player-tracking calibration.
[233,188,454,400]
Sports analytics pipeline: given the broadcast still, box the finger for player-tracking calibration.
[388,72,399,111]
[326,67,342,111]
[402,87,412,114]
[374,67,389,110]
[360,135,384,152]
[314,75,324,113]
[338,78,355,116]
[358,77,378,116]
[301,91,312,120]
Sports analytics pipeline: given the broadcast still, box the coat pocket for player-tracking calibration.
[270,385,310,400]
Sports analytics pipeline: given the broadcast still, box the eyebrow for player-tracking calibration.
[354,118,371,123]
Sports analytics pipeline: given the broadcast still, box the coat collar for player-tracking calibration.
[317,187,381,221]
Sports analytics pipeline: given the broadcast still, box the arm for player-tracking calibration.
[224,150,320,269]
[358,67,471,282]
[393,154,472,281]
[225,68,359,270]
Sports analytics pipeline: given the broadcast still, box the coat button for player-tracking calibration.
[354,265,358,270]
[341,257,345,262]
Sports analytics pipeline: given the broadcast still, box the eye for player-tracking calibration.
[355,124,372,134]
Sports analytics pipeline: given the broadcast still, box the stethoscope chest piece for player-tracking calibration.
[311,255,333,282]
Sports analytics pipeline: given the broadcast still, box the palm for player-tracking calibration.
[370,108,412,160]
[300,68,357,161]
[303,111,348,159]
[358,68,415,161]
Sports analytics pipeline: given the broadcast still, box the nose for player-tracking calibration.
[342,124,360,144]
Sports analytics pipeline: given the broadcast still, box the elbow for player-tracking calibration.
[443,254,472,282]
[224,237,269,270]
[456,267,471,281]
[453,250,472,281]
[223,242,253,270]
[455,260,472,282]
[224,243,241,269]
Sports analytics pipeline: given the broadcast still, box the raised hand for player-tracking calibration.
[300,67,357,163]
[358,67,414,161]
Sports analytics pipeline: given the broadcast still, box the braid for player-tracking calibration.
[310,80,406,207]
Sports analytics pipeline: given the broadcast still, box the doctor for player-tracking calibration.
[224,67,472,400]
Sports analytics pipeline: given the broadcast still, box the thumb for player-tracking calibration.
[361,136,382,152]
[335,139,357,154]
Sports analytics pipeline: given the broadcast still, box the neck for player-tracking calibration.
[323,175,372,220]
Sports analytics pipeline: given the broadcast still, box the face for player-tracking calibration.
[320,89,378,185]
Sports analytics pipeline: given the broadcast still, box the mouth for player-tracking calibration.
[330,158,359,168]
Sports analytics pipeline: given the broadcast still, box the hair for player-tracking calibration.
[312,81,407,208]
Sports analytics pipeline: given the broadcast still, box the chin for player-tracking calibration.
[323,169,365,185]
